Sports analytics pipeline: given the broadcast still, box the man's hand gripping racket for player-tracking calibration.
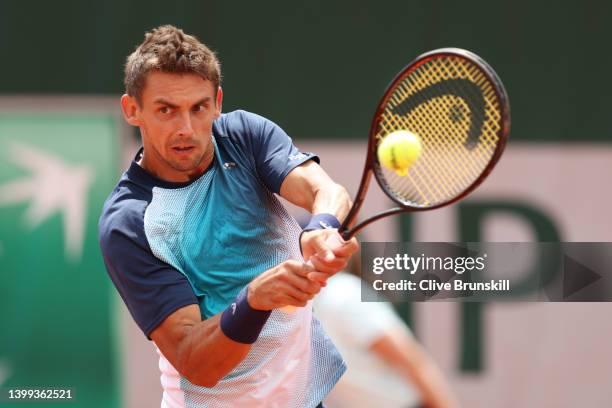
[285,48,510,312]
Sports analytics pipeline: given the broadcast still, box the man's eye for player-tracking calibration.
[193,105,205,112]
[160,107,170,114]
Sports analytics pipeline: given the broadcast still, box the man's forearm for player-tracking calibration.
[279,161,353,222]
[168,314,252,387]
[311,182,352,222]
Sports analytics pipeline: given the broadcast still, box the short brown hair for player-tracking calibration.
[124,25,221,103]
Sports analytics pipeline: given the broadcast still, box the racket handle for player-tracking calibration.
[281,233,346,313]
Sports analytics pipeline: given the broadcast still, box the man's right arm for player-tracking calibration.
[150,260,325,387]
[150,304,249,387]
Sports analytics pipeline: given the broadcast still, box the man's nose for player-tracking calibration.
[177,112,195,137]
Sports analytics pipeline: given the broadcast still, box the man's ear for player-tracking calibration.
[214,87,223,119]
[121,94,142,127]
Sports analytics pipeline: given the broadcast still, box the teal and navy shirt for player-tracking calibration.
[98,110,345,408]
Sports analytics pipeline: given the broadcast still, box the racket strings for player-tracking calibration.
[382,109,456,202]
[380,109,450,201]
[381,97,489,205]
[375,55,503,207]
[390,110,472,205]
[384,67,491,197]
[386,84,464,198]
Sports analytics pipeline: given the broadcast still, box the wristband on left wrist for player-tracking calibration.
[302,213,340,232]
[299,213,341,255]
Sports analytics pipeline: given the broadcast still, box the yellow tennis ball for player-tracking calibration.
[377,130,422,176]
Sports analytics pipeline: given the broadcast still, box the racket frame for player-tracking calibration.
[339,48,511,240]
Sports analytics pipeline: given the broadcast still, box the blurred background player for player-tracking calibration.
[314,249,459,408]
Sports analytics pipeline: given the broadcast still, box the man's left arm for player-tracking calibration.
[279,160,359,279]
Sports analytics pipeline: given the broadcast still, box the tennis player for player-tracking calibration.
[98,25,358,407]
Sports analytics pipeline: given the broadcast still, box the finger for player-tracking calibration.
[274,272,318,300]
[279,293,309,308]
[324,233,345,250]
[314,253,350,267]
[330,237,359,257]
[282,285,314,303]
[306,271,332,283]
[310,255,347,274]
[291,275,322,295]
[289,275,321,295]
[288,298,308,308]
[283,260,315,278]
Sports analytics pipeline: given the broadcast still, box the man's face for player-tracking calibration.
[121,71,222,181]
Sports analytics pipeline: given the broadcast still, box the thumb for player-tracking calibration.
[310,233,335,262]
[325,232,345,251]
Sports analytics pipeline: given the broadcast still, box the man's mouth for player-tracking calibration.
[172,146,195,153]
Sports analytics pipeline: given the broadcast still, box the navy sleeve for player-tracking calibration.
[99,203,198,339]
[239,111,319,194]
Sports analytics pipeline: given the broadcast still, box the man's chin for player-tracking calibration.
[167,154,207,173]
[168,161,199,172]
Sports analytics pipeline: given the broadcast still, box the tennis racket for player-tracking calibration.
[284,48,510,312]
[338,47,510,238]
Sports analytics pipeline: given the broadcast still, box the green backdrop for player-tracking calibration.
[0,0,609,142]
[0,113,120,407]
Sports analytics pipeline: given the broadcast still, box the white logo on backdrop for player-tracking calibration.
[0,142,93,261]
